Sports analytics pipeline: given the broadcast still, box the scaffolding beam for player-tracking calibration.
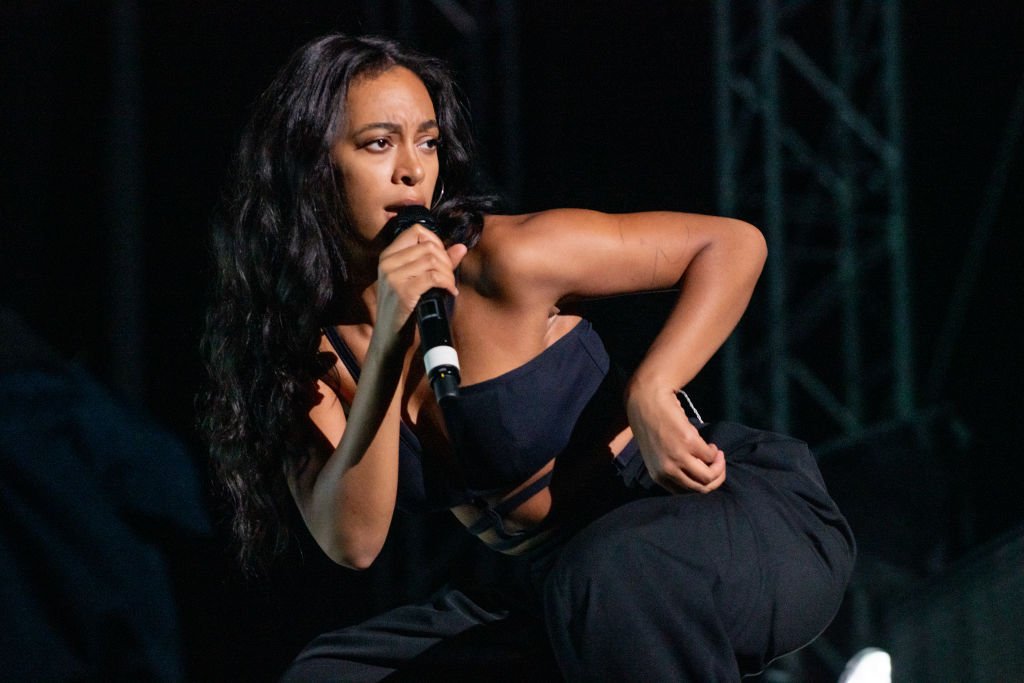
[714,0,917,448]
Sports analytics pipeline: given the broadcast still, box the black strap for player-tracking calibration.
[465,470,554,536]
[323,325,361,382]
[321,326,424,456]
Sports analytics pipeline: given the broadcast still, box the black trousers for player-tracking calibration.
[281,422,855,682]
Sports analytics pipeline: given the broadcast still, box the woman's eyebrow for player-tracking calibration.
[351,122,399,136]
[352,119,439,136]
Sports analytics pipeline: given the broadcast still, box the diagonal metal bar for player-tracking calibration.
[731,72,846,197]
[789,359,862,432]
[778,36,896,162]
[781,125,844,195]
[927,69,1024,398]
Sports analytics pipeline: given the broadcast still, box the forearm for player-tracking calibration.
[627,220,766,398]
[306,337,407,568]
[302,227,467,567]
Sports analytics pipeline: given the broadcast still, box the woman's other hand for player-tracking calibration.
[625,383,726,494]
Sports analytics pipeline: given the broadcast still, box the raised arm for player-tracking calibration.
[484,209,765,383]
[482,209,767,492]
[290,226,467,569]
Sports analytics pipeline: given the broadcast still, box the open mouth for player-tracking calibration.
[385,199,426,216]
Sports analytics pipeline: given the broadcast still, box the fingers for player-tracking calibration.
[382,224,445,253]
[380,226,463,298]
[382,248,460,296]
[688,435,720,465]
[645,421,727,494]
[627,386,730,495]
[651,446,726,494]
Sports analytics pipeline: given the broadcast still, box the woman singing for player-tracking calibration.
[202,33,855,681]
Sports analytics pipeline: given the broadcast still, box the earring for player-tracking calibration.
[433,181,446,206]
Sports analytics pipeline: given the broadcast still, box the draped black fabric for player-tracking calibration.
[281,420,855,681]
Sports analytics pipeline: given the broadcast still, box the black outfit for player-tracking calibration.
[283,320,855,681]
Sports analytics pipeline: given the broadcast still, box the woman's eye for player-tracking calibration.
[419,138,439,151]
[364,138,390,151]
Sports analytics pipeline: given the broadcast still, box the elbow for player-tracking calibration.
[326,540,383,571]
[736,219,768,267]
[318,531,386,571]
[722,219,767,277]
[336,551,378,572]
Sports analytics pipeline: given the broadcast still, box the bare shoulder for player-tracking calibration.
[481,209,607,243]
[465,210,606,293]
[482,209,612,243]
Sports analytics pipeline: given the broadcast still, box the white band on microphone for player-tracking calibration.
[423,345,460,375]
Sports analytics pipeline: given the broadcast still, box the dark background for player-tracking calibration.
[2,1,1022,680]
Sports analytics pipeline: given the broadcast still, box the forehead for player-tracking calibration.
[344,66,437,128]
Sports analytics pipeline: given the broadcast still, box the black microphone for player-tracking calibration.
[383,205,460,404]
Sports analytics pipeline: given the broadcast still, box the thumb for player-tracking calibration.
[447,242,469,268]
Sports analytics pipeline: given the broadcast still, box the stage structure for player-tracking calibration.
[713,0,916,453]
[713,2,924,679]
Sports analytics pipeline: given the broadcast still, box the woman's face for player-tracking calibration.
[332,66,440,242]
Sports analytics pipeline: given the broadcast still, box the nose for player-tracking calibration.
[393,142,424,186]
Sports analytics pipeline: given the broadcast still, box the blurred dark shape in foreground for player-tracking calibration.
[0,307,211,682]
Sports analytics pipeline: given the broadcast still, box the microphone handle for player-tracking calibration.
[415,289,460,403]
[382,205,460,403]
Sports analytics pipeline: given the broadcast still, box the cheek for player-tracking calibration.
[425,159,440,194]
[339,159,362,189]
[336,147,375,192]
[338,165,388,238]
[340,165,375,207]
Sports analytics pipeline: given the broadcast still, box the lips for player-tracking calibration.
[385,198,426,214]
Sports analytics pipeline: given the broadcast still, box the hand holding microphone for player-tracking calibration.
[382,205,462,404]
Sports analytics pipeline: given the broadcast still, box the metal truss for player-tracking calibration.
[713,0,917,452]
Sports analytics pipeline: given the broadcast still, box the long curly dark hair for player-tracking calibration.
[200,34,497,575]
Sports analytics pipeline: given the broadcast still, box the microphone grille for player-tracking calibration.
[386,205,437,241]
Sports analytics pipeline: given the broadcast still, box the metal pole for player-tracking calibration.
[713,0,743,421]
[759,0,789,431]
[927,72,1024,399]
[834,0,863,428]
[881,0,915,419]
